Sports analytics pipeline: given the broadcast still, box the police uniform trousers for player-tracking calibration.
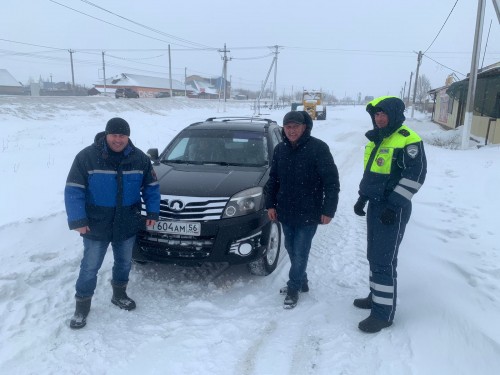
[366,200,412,322]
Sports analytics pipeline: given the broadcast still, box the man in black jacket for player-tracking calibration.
[65,117,160,329]
[265,111,340,309]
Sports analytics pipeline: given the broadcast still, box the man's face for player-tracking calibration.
[374,111,389,128]
[283,123,306,143]
[106,133,129,152]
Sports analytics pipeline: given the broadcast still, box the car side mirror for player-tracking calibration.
[147,148,159,163]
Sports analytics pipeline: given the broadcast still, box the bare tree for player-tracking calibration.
[416,74,431,104]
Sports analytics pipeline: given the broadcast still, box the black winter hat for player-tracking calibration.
[283,111,305,125]
[105,117,130,136]
[283,111,313,127]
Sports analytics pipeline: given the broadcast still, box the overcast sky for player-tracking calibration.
[1,0,499,99]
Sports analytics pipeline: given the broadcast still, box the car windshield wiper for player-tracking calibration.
[162,159,227,166]
[161,159,189,164]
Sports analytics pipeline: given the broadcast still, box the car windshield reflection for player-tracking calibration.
[162,131,268,167]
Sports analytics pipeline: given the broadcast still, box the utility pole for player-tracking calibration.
[219,43,231,110]
[461,0,486,149]
[411,51,422,119]
[168,45,173,98]
[69,49,75,94]
[255,53,277,115]
[184,67,187,97]
[493,0,500,21]
[272,45,279,109]
[101,51,106,95]
[407,72,413,106]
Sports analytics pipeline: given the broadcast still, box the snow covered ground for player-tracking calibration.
[0,96,499,375]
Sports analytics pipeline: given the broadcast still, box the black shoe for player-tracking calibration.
[283,291,299,309]
[111,283,136,311]
[353,293,372,309]
[111,295,136,310]
[70,313,88,329]
[279,282,309,295]
[358,316,392,333]
[70,296,92,329]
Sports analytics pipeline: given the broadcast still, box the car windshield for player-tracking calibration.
[161,129,268,167]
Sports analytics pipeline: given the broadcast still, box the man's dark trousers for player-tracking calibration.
[366,201,411,322]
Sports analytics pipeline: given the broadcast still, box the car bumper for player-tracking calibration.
[134,210,273,265]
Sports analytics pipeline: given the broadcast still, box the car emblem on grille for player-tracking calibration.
[168,199,185,212]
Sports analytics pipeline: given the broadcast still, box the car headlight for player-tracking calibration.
[222,187,263,218]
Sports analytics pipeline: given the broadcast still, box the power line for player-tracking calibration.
[284,45,413,54]
[76,0,214,49]
[48,0,207,49]
[422,54,466,76]
[423,0,459,54]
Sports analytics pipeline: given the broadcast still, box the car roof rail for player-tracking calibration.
[204,116,277,125]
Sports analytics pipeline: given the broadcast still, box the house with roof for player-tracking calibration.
[185,75,230,99]
[93,73,192,97]
[185,76,219,99]
[0,69,23,95]
[93,72,230,99]
[429,62,500,145]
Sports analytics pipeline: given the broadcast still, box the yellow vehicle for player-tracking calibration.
[296,90,326,120]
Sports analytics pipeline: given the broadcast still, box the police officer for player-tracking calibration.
[353,96,427,333]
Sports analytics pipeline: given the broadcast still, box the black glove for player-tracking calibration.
[380,208,396,225]
[353,198,367,216]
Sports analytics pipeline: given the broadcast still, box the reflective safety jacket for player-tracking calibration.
[359,96,427,208]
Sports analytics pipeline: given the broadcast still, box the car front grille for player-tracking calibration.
[139,195,231,260]
[143,195,230,221]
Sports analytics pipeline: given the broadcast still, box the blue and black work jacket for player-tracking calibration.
[359,96,427,208]
[65,132,160,241]
[265,123,340,226]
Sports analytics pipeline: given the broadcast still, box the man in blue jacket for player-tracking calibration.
[353,96,427,333]
[265,111,340,309]
[65,117,160,329]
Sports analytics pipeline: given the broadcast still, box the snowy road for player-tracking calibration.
[1,97,499,374]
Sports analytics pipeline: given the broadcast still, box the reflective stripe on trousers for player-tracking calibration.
[366,201,411,321]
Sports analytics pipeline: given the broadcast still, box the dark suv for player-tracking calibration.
[133,117,283,275]
[115,88,139,98]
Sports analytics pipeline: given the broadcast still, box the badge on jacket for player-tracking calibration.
[406,144,419,158]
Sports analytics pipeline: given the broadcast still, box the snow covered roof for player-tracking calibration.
[0,69,22,87]
[188,80,218,95]
[98,73,186,90]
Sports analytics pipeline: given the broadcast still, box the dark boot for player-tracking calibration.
[358,315,392,333]
[283,290,299,309]
[111,282,136,311]
[70,296,92,329]
[279,281,309,295]
[353,293,372,309]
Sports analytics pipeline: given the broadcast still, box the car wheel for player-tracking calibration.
[247,221,281,276]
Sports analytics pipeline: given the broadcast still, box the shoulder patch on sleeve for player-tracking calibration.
[398,129,410,137]
[406,144,419,158]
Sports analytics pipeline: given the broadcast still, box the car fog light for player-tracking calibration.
[238,243,252,256]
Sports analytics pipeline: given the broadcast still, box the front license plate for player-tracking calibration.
[148,221,201,236]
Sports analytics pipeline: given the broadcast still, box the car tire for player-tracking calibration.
[247,221,281,276]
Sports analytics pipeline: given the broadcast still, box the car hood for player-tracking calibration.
[153,163,268,197]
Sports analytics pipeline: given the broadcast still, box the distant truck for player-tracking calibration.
[295,90,326,120]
